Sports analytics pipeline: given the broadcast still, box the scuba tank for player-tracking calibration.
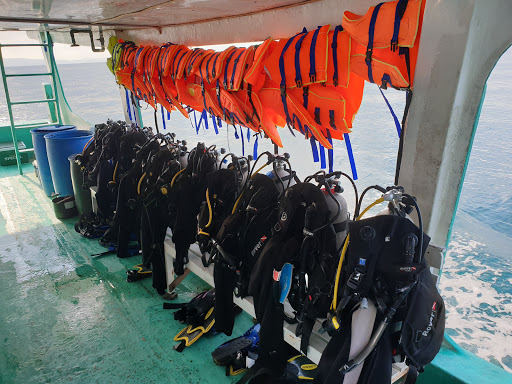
[266,153,298,193]
[322,174,349,250]
[178,140,188,169]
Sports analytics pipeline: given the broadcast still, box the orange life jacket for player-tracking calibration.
[342,0,423,89]
[342,0,422,50]
[149,44,189,118]
[350,40,410,89]
[263,25,330,89]
[330,72,365,128]
[258,83,332,149]
[187,83,223,118]
[197,46,236,85]
[131,46,156,106]
[115,42,137,92]
[167,46,203,110]
[244,38,276,92]
[287,85,349,139]
[221,46,255,91]
[186,49,215,79]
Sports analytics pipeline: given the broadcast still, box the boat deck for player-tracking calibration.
[0,165,253,384]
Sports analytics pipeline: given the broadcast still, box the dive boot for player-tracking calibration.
[126,264,152,282]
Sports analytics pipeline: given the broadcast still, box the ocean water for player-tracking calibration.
[0,51,511,372]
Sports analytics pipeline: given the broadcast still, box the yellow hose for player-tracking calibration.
[204,189,213,228]
[231,163,269,214]
[111,161,119,183]
[137,172,146,195]
[331,197,385,311]
[82,137,94,155]
[171,168,186,187]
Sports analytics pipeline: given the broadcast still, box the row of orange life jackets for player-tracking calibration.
[112,0,424,150]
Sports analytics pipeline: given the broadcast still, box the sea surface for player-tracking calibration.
[1,50,511,372]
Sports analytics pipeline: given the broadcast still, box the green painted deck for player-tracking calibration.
[0,165,253,384]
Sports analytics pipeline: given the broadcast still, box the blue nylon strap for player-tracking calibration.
[199,66,208,112]
[217,117,222,127]
[161,105,166,130]
[366,3,384,84]
[241,125,245,155]
[125,89,133,122]
[309,27,321,81]
[310,137,319,162]
[253,135,259,159]
[303,125,310,139]
[224,49,237,89]
[131,48,143,100]
[230,49,245,89]
[170,47,180,79]
[175,50,188,79]
[187,49,202,76]
[391,0,408,51]
[216,79,224,118]
[167,111,171,120]
[202,109,209,131]
[205,53,215,82]
[233,123,240,139]
[247,127,251,142]
[280,35,300,89]
[211,114,219,134]
[280,34,301,127]
[211,52,220,79]
[326,131,334,173]
[294,31,307,87]
[332,25,342,86]
[344,133,358,180]
[319,142,326,169]
[193,110,199,133]
[292,114,304,134]
[378,86,401,137]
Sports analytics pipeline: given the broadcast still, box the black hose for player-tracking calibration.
[403,193,424,263]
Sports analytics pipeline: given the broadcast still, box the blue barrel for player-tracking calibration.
[30,125,76,196]
[44,130,93,197]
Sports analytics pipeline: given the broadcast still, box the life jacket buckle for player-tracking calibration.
[296,79,303,88]
[280,85,287,97]
[365,47,373,63]
[391,40,398,52]
[309,73,316,83]
[333,77,339,87]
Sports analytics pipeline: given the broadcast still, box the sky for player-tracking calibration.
[0,31,110,63]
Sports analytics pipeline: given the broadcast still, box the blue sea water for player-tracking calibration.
[0,50,511,372]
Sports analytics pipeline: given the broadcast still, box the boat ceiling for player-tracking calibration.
[0,0,382,46]
[0,0,319,31]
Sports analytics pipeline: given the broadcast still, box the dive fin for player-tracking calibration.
[126,264,152,282]
[284,354,318,382]
[173,307,215,351]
